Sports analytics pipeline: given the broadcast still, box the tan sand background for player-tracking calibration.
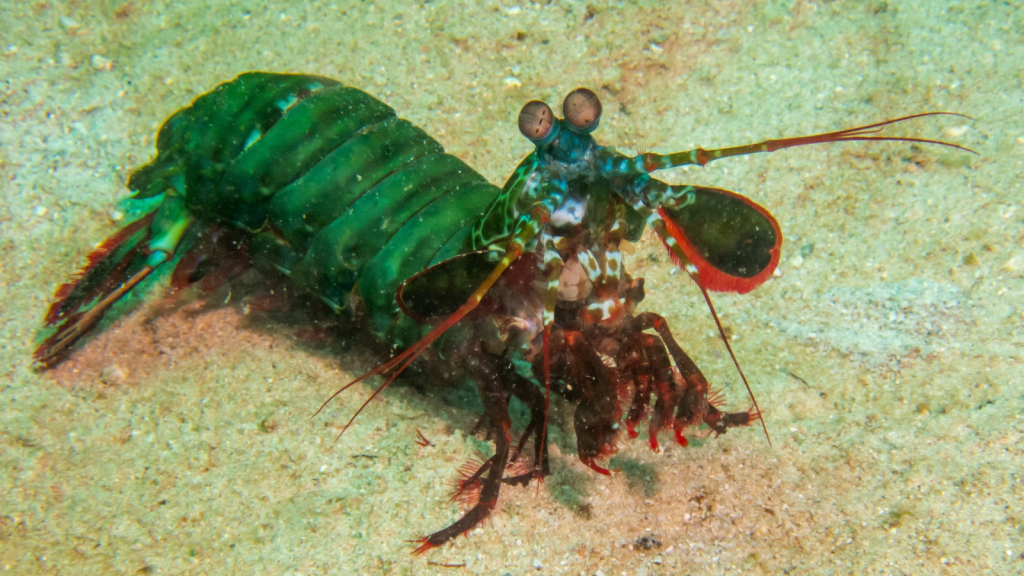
[1,1,1021,574]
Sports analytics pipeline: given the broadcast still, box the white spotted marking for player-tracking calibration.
[605,249,622,279]
[586,298,616,322]
[550,197,586,227]
[576,249,602,284]
[276,94,300,112]
[557,258,592,301]
[678,189,697,209]
[243,129,262,150]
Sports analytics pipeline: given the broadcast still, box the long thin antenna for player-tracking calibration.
[697,284,771,446]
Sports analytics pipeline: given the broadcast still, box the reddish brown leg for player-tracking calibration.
[634,333,679,451]
[458,355,550,490]
[537,328,619,475]
[634,313,755,437]
[414,354,512,554]
[620,334,652,440]
[449,453,493,506]
[502,359,551,483]
[462,383,544,482]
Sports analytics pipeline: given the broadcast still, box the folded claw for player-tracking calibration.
[411,537,439,555]
[579,456,613,476]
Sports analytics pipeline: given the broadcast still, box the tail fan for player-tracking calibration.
[35,213,159,368]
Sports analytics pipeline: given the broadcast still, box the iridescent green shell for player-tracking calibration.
[129,72,501,342]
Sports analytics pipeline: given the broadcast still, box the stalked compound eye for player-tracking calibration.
[518,100,559,145]
[562,88,602,133]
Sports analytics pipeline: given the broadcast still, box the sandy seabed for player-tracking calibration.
[1,1,1021,574]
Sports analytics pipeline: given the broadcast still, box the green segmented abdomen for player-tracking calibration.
[287,153,487,307]
[266,116,445,247]
[130,72,501,341]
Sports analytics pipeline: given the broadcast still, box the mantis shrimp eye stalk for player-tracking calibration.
[518,100,559,145]
[562,87,602,133]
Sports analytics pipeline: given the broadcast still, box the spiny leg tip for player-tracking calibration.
[410,538,438,555]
